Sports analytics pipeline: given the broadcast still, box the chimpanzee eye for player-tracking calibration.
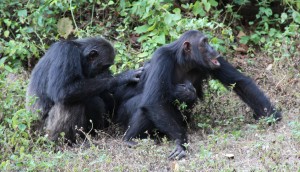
[88,50,98,61]
[89,50,98,57]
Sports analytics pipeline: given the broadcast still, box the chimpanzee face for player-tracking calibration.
[85,48,115,77]
[197,36,220,69]
[182,31,220,70]
[80,38,115,78]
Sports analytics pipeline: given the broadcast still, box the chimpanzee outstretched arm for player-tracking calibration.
[210,56,281,120]
[48,71,141,104]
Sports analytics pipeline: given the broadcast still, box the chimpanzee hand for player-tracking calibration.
[124,140,138,148]
[119,67,144,84]
[168,144,186,160]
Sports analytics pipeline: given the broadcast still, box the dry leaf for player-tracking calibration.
[235,47,247,53]
[266,64,273,71]
[170,161,180,172]
[57,17,74,39]
[237,31,246,38]
[236,43,249,53]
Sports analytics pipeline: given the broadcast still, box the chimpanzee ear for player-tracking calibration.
[183,41,191,52]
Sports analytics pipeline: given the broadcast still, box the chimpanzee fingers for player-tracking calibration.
[168,146,186,160]
[177,151,186,160]
[168,149,177,160]
[168,150,186,160]
[124,140,138,148]
[138,66,145,72]
[134,67,144,77]
[128,69,144,82]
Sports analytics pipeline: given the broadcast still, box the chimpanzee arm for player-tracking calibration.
[172,81,198,105]
[48,72,141,104]
[46,41,141,104]
[210,56,281,120]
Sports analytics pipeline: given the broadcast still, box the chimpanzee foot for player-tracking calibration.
[124,140,138,148]
[168,145,186,160]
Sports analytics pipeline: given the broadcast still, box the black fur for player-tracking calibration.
[26,37,141,142]
[114,30,281,160]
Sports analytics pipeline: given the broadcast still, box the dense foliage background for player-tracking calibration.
[0,0,299,171]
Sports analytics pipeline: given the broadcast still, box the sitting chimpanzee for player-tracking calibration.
[26,37,141,143]
[114,30,281,160]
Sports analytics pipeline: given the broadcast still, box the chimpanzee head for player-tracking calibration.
[77,37,115,78]
[179,30,220,69]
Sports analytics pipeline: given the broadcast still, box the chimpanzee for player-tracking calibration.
[114,30,281,160]
[115,78,197,130]
[26,37,141,143]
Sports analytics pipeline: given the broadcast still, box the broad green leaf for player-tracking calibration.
[209,0,218,7]
[18,124,26,131]
[203,0,211,12]
[137,34,149,42]
[135,64,140,69]
[147,22,156,31]
[4,30,9,37]
[265,8,272,17]
[25,27,34,33]
[269,28,276,37]
[135,25,150,34]
[260,37,265,43]
[173,12,181,21]
[192,1,201,16]
[119,0,126,9]
[164,13,173,25]
[110,65,117,74]
[240,36,249,44]
[38,15,43,27]
[4,65,13,72]
[0,57,7,66]
[281,13,288,23]
[292,11,300,24]
[155,33,165,45]
[137,52,149,58]
[199,9,206,17]
[250,34,260,44]
[173,8,181,14]
[17,9,27,17]
[3,19,11,27]
[108,1,114,5]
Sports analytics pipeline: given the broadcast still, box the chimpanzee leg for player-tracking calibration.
[123,108,153,146]
[147,105,187,159]
[210,56,281,120]
[45,103,87,142]
[124,105,187,159]
[85,97,107,130]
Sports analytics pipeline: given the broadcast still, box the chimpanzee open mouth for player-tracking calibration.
[211,58,220,66]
